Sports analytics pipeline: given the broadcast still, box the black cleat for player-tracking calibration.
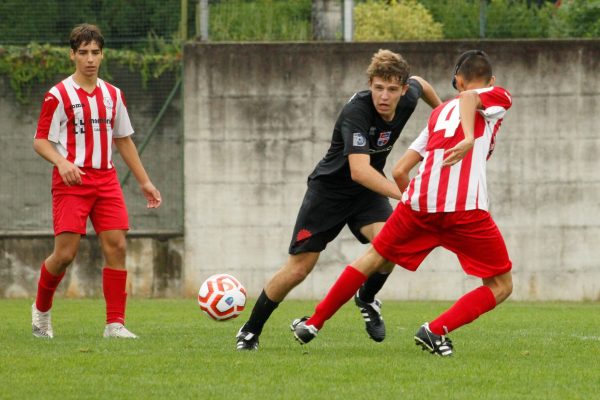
[414,323,453,357]
[354,293,386,342]
[290,317,318,345]
[236,327,259,351]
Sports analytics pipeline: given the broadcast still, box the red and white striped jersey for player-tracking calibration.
[35,76,134,169]
[402,86,512,213]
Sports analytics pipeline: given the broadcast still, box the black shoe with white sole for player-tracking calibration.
[290,317,318,345]
[414,322,453,357]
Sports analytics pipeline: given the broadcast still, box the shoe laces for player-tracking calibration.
[107,323,137,338]
[33,308,51,328]
[361,299,382,321]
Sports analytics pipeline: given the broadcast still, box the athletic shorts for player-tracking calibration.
[372,203,512,279]
[51,167,129,236]
[288,185,393,254]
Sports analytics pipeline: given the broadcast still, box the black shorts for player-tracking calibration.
[288,185,393,254]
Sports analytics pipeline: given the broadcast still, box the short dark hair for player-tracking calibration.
[454,50,492,85]
[69,24,104,51]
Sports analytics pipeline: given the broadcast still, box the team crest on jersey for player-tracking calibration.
[377,131,391,146]
[103,97,113,109]
[353,132,367,147]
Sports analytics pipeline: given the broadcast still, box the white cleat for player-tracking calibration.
[103,323,139,339]
[32,303,54,338]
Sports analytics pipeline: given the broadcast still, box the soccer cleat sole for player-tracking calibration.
[414,336,453,357]
[32,325,53,339]
[414,336,435,353]
[236,340,259,351]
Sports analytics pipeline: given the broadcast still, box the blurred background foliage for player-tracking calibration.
[0,0,598,45]
[354,0,443,41]
[0,0,598,101]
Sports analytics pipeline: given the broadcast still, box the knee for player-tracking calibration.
[489,276,513,304]
[103,237,127,258]
[53,247,78,266]
[499,274,513,298]
[502,279,513,300]
[287,263,312,285]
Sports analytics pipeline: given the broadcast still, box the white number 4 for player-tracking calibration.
[433,98,460,137]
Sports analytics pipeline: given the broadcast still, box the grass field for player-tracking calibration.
[1,299,598,399]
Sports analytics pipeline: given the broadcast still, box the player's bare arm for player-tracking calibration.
[348,153,402,200]
[442,90,481,166]
[113,136,162,208]
[410,76,442,109]
[392,149,422,192]
[33,138,85,186]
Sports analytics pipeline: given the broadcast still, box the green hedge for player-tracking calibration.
[354,0,443,41]
[1,0,598,44]
[0,40,181,103]
[418,0,600,39]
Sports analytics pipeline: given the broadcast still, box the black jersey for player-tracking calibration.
[308,78,423,196]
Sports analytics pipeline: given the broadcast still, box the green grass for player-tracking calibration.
[2,299,599,399]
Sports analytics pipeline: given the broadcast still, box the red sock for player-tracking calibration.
[35,263,65,312]
[429,286,496,335]
[102,267,128,325]
[307,265,367,329]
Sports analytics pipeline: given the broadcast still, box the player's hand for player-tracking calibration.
[140,182,162,209]
[56,159,86,186]
[443,138,474,167]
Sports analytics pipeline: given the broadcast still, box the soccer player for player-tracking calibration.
[291,50,513,357]
[236,49,442,350]
[31,24,162,339]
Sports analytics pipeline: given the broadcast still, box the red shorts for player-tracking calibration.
[51,167,129,236]
[372,203,512,279]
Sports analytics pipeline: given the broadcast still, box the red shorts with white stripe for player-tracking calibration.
[51,167,129,236]
[372,203,511,279]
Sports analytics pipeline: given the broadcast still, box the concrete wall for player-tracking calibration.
[1,236,183,298]
[184,40,600,301]
[2,40,599,301]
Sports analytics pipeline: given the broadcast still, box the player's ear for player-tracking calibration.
[401,83,409,96]
[488,75,496,86]
[70,49,75,61]
[454,75,465,92]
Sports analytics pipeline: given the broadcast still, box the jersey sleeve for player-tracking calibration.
[34,92,62,142]
[477,86,512,121]
[340,100,372,156]
[407,77,423,98]
[408,126,429,157]
[112,90,134,138]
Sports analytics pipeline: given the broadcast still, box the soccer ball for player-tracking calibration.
[197,274,247,321]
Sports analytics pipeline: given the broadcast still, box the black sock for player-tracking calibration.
[242,289,279,336]
[358,272,390,303]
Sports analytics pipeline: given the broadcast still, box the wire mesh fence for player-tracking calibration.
[1,1,598,45]
[0,0,187,47]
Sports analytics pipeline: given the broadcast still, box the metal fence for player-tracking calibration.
[0,1,594,46]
